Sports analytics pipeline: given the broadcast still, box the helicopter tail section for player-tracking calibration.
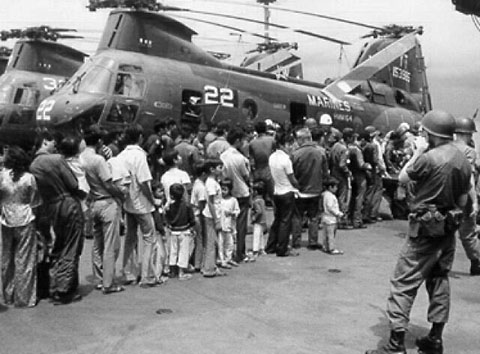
[325,27,431,113]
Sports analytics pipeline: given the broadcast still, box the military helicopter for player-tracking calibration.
[36,0,430,142]
[0,26,87,148]
[0,46,12,74]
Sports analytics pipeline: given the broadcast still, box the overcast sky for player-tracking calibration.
[1,0,479,117]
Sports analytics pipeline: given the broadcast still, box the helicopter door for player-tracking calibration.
[290,102,306,128]
[104,70,145,126]
[8,86,39,126]
[181,89,203,127]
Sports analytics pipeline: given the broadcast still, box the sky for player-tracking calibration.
[1,0,479,118]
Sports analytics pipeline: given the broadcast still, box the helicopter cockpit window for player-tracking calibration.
[76,65,113,94]
[106,101,138,124]
[12,87,38,106]
[114,72,145,98]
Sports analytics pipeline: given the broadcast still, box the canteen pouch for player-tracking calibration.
[408,207,447,238]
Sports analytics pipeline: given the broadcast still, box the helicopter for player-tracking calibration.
[35,1,430,145]
[0,26,87,147]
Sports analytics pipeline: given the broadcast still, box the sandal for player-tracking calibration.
[103,285,125,294]
[178,274,192,281]
[328,249,344,255]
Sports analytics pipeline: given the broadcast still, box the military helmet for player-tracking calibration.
[421,110,456,139]
[454,116,476,134]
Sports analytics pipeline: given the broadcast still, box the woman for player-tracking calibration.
[0,146,41,307]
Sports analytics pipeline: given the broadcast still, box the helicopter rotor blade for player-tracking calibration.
[160,5,350,45]
[189,0,384,31]
[171,14,277,42]
[57,34,84,39]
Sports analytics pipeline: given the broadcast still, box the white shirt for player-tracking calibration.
[161,167,191,202]
[220,196,240,232]
[117,144,154,214]
[321,190,343,225]
[269,149,297,195]
[190,178,207,216]
[221,146,250,198]
[202,176,221,219]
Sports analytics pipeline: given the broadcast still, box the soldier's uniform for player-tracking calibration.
[367,111,471,354]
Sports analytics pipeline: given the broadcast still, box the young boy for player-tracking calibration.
[202,159,226,278]
[219,178,240,268]
[190,161,208,271]
[165,183,196,280]
[321,177,344,255]
[251,181,267,258]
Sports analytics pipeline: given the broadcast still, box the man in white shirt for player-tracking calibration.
[265,131,300,257]
[116,125,157,287]
[220,127,252,263]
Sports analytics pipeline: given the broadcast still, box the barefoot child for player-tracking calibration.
[321,177,344,255]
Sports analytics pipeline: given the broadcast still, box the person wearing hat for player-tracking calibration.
[366,110,471,354]
[453,116,480,276]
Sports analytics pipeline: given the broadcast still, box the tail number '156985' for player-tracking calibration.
[36,99,55,121]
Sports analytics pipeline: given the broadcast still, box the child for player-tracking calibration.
[202,159,226,278]
[219,178,240,268]
[165,183,196,280]
[321,177,344,255]
[251,181,267,258]
[190,161,208,271]
[151,183,168,284]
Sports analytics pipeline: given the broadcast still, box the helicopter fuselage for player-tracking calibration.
[39,48,422,139]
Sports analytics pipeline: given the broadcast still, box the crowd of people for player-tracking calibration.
[0,112,479,319]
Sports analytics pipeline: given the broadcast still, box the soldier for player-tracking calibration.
[366,110,471,354]
[453,116,480,275]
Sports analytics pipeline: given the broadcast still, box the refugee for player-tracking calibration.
[202,159,226,278]
[218,178,240,268]
[329,128,352,229]
[321,177,344,255]
[249,121,275,204]
[165,183,196,281]
[206,121,230,159]
[220,127,253,263]
[190,161,208,271]
[291,127,329,250]
[30,132,85,305]
[117,124,157,288]
[81,127,126,294]
[366,111,471,354]
[265,131,300,257]
[174,125,201,179]
[251,181,267,257]
[160,149,192,203]
[0,146,41,307]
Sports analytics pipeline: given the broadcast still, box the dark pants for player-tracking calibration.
[333,173,351,226]
[364,172,383,220]
[265,192,296,256]
[293,196,320,247]
[350,172,367,226]
[235,197,250,262]
[48,197,85,298]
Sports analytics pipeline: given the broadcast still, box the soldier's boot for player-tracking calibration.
[470,259,480,276]
[415,335,443,354]
[365,330,406,354]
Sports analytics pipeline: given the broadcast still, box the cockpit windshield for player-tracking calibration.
[63,59,114,95]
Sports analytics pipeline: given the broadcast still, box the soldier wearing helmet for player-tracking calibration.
[453,116,480,276]
[367,110,471,354]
